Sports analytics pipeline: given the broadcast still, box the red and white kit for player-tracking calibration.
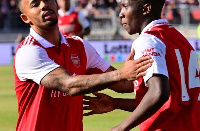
[132,19,200,131]
[58,8,90,38]
[13,28,110,131]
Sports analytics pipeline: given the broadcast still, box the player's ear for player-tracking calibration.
[20,14,32,25]
[142,3,151,15]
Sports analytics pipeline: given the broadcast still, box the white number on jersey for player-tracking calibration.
[175,49,200,101]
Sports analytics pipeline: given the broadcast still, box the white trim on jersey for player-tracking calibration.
[132,33,169,85]
[141,19,169,33]
[16,29,110,85]
[30,28,70,48]
[79,38,110,72]
[15,45,60,84]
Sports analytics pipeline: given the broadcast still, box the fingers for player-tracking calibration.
[136,58,153,71]
[126,57,153,81]
[133,58,153,79]
[92,92,100,97]
[83,111,95,116]
[136,71,147,79]
[92,92,105,98]
[126,49,135,61]
[83,106,91,110]
[83,100,90,105]
[134,56,151,64]
[83,95,91,100]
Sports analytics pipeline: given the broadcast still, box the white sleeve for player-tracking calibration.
[82,39,110,72]
[132,33,169,84]
[15,45,60,84]
[78,11,90,29]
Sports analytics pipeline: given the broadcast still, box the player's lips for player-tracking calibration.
[43,10,55,20]
[122,23,127,27]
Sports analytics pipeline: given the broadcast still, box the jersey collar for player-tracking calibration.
[141,19,169,34]
[30,28,70,48]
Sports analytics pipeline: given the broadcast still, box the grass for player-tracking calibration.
[83,62,138,131]
[0,66,18,131]
[0,63,139,131]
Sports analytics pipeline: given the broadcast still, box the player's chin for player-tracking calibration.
[123,27,133,35]
[45,19,58,27]
[127,30,134,35]
[127,29,137,35]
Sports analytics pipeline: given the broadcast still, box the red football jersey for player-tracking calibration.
[58,9,90,38]
[132,19,200,131]
[13,29,110,131]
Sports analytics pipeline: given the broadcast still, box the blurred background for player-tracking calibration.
[0,0,200,130]
[0,0,200,42]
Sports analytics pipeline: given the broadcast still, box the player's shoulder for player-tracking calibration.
[16,35,36,49]
[65,35,83,42]
[134,33,157,45]
[64,35,93,49]
[133,33,165,49]
[64,35,85,46]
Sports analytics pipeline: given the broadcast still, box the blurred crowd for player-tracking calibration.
[0,0,200,31]
[162,0,200,24]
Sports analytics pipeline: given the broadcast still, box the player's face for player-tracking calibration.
[119,0,142,35]
[20,0,59,29]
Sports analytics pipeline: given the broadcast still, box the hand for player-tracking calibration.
[121,49,153,81]
[83,92,114,116]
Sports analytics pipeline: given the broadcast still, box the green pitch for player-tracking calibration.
[0,63,139,131]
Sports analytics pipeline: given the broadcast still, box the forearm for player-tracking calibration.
[41,67,125,96]
[119,90,165,130]
[108,80,134,93]
[118,75,170,130]
[113,98,136,112]
[105,66,134,93]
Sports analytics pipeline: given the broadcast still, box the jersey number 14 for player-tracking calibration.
[175,49,200,101]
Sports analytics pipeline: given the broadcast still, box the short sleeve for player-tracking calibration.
[132,33,169,84]
[82,39,110,72]
[15,45,60,84]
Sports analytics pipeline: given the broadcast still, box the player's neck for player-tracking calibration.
[33,26,61,46]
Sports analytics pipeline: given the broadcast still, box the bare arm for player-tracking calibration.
[113,98,136,112]
[41,54,152,96]
[41,66,125,96]
[105,49,153,93]
[83,93,136,116]
[105,66,134,93]
[111,74,170,131]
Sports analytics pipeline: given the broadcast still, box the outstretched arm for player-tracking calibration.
[110,74,170,131]
[105,49,153,93]
[83,92,136,116]
[41,52,153,96]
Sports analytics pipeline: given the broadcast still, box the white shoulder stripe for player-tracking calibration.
[23,36,29,45]
[23,35,35,46]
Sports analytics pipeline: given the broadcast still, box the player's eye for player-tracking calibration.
[31,3,39,7]
[122,3,128,9]
[30,0,40,8]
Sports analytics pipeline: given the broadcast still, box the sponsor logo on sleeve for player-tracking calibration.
[141,48,161,57]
